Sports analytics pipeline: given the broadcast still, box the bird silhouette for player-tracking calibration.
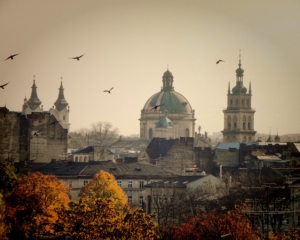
[5,54,19,61]
[47,120,62,126]
[150,103,164,111]
[0,82,9,89]
[69,54,84,61]
[216,60,224,64]
[30,129,43,139]
[103,87,114,94]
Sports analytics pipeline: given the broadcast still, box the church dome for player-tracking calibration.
[143,90,193,114]
[163,69,173,78]
[142,69,193,114]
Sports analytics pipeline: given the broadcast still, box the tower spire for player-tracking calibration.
[54,79,68,111]
[27,76,42,110]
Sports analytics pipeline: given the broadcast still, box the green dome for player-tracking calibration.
[143,90,193,114]
[142,69,193,114]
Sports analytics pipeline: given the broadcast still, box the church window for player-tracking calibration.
[63,115,65,120]
[233,116,237,129]
[242,99,244,105]
[248,116,251,130]
[243,116,246,130]
[230,99,233,106]
[243,136,246,142]
[249,137,252,142]
[236,99,238,105]
[227,116,231,129]
[149,128,153,139]
[75,156,78,162]
[185,128,189,137]
[247,99,249,106]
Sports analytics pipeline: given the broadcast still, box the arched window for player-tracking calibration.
[242,99,244,105]
[247,99,249,106]
[243,136,246,142]
[227,116,231,130]
[248,116,251,130]
[243,116,246,130]
[248,136,252,142]
[230,99,233,106]
[236,99,238,105]
[149,128,153,139]
[185,128,189,137]
[233,115,237,129]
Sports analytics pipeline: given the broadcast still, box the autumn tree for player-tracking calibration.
[79,170,127,211]
[5,172,70,239]
[0,159,18,194]
[170,204,259,240]
[55,198,158,240]
[0,193,8,240]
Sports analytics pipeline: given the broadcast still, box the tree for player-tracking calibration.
[55,198,158,240]
[79,170,127,211]
[5,172,70,239]
[0,193,8,240]
[0,159,18,194]
[171,204,259,240]
[89,121,119,146]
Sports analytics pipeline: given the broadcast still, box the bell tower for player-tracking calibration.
[222,53,256,142]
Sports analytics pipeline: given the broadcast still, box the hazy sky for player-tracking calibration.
[1,0,300,137]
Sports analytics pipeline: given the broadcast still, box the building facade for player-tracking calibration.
[222,54,256,142]
[0,79,70,163]
[139,69,196,140]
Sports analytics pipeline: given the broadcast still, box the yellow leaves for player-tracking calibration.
[79,170,127,210]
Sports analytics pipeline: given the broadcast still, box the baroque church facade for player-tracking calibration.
[139,69,196,140]
[222,55,256,142]
[0,78,70,163]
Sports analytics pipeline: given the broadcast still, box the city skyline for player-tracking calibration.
[1,0,300,136]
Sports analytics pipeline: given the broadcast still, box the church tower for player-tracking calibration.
[222,53,256,142]
[22,77,43,114]
[50,80,70,130]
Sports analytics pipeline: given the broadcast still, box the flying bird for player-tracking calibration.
[69,54,84,61]
[0,82,9,89]
[150,104,165,111]
[5,54,19,61]
[104,87,114,94]
[216,60,225,64]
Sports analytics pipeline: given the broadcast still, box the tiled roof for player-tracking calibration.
[215,142,258,150]
[30,161,177,179]
[109,138,150,148]
[146,138,175,159]
[30,162,88,175]
[144,175,210,188]
[73,146,94,154]
[81,161,177,179]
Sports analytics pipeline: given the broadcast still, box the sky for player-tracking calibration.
[0,0,300,137]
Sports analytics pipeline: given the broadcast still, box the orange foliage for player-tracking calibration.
[55,198,158,240]
[5,172,70,239]
[79,170,127,210]
[171,204,259,240]
[0,193,8,240]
